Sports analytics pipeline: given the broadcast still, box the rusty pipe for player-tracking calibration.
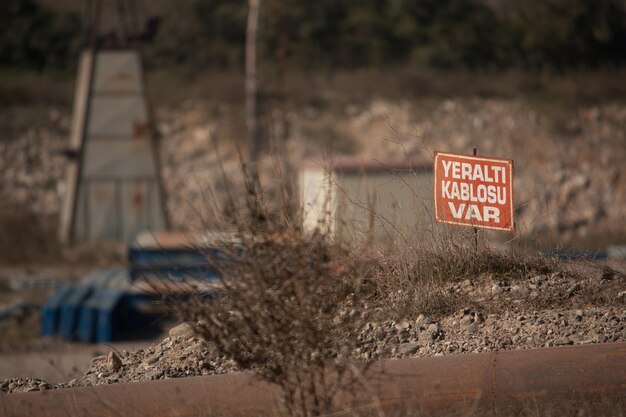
[2,342,625,417]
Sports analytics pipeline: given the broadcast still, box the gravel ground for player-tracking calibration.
[2,269,624,394]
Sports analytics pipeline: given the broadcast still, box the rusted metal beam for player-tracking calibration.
[2,342,625,417]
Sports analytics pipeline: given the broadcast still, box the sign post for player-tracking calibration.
[434,151,514,233]
[472,147,478,251]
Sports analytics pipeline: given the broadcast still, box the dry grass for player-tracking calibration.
[357,231,572,321]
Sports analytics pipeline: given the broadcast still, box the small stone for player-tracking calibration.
[394,320,410,331]
[146,353,162,365]
[474,312,484,324]
[169,322,196,339]
[418,331,433,342]
[594,333,608,343]
[491,284,503,296]
[554,337,572,346]
[569,334,582,343]
[398,343,420,355]
[531,275,544,285]
[500,337,512,347]
[427,323,439,335]
[510,285,529,296]
[567,284,582,296]
[374,328,386,341]
[575,310,583,321]
[106,351,122,372]
[467,323,478,334]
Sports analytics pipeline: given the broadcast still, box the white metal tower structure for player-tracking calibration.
[59,1,167,243]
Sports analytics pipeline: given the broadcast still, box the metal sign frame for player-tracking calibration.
[433,151,514,232]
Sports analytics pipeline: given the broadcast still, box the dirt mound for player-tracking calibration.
[0,378,52,394]
[2,264,623,394]
[80,333,239,387]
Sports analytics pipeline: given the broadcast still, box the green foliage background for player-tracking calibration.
[2,0,626,72]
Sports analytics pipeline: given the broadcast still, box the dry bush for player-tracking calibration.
[175,154,370,417]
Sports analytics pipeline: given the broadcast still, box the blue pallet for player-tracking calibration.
[40,284,73,337]
[128,247,220,281]
[58,286,94,340]
[57,269,121,340]
[76,294,100,343]
[94,288,125,343]
[42,231,234,343]
[77,280,163,343]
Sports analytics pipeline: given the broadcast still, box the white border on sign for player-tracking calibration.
[433,151,515,232]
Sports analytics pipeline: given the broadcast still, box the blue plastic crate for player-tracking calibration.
[76,294,100,343]
[40,284,73,337]
[94,289,125,343]
[57,269,120,340]
[58,285,94,340]
[128,247,220,281]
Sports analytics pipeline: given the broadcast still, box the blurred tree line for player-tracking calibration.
[2,0,626,72]
[1,0,81,70]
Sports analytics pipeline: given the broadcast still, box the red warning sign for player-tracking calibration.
[434,152,514,232]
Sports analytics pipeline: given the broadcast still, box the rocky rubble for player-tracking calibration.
[3,305,623,394]
[0,378,52,394]
[355,307,625,361]
[2,270,624,394]
[79,325,239,387]
[0,324,239,393]
[355,270,626,360]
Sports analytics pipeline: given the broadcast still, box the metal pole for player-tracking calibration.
[473,146,478,252]
[245,0,261,162]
